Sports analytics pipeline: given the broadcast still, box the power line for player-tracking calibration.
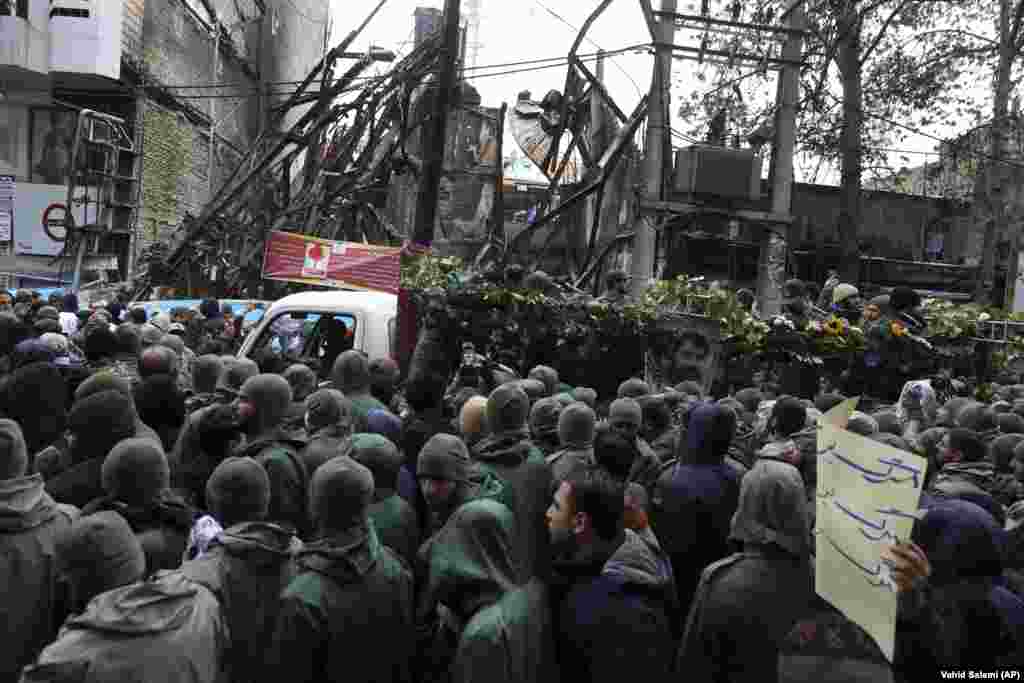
[154,44,648,89]
[531,0,645,97]
[276,0,329,25]
[823,91,1024,172]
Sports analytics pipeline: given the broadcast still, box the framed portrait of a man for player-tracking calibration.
[30,108,77,186]
[0,103,29,179]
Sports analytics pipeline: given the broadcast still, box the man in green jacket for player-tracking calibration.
[346,433,419,569]
[417,498,557,683]
[473,382,554,581]
[182,457,301,683]
[234,374,309,538]
[331,351,387,431]
[267,457,414,683]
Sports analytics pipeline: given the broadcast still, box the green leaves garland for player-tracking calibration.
[401,253,1024,367]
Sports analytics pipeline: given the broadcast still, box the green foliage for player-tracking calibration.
[142,108,193,240]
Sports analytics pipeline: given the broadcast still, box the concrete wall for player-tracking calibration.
[789,183,969,262]
[133,0,265,251]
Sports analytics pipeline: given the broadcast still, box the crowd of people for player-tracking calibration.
[0,284,1022,683]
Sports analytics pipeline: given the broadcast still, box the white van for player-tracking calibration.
[237,290,397,371]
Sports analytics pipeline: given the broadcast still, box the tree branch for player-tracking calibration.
[860,0,916,65]
[1011,0,1024,47]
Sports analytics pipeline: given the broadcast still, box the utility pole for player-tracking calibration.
[208,16,220,201]
[491,102,508,245]
[411,0,462,247]
[756,0,805,317]
[631,0,676,298]
[581,50,606,269]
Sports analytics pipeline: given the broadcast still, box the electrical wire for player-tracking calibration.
[275,0,329,25]
[152,44,649,89]
[531,0,646,97]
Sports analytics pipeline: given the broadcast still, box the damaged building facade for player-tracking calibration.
[0,0,329,290]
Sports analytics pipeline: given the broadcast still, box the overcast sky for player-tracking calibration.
[333,0,949,185]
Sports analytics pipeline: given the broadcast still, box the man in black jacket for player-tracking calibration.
[546,465,678,683]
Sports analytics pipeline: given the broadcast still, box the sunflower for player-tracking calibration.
[824,317,846,337]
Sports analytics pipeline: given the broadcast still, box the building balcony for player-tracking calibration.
[0,1,50,77]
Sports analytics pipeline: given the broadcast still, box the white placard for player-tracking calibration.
[815,400,928,663]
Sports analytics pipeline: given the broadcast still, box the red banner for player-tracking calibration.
[262,231,400,294]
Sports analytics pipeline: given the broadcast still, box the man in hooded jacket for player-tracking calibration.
[547,465,678,683]
[331,351,387,430]
[181,457,301,683]
[676,459,813,682]
[928,428,998,506]
[603,398,663,491]
[233,374,310,538]
[347,433,419,569]
[170,360,259,503]
[417,498,557,683]
[266,457,414,683]
[547,402,597,483]
[282,363,317,438]
[472,382,554,581]
[21,510,228,683]
[416,433,507,537]
[43,390,139,509]
[651,402,742,615]
[298,388,353,476]
[81,439,195,573]
[0,420,78,683]
[529,396,563,457]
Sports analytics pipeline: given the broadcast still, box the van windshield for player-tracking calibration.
[251,311,356,379]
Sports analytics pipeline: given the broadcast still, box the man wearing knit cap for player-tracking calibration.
[69,371,162,444]
[26,510,228,683]
[44,389,139,509]
[158,333,194,393]
[282,363,318,438]
[0,419,78,682]
[348,433,419,568]
[234,374,310,538]
[604,397,662,491]
[185,354,223,413]
[529,396,564,457]
[639,395,679,464]
[417,433,476,534]
[618,377,651,399]
[138,343,180,381]
[181,457,301,683]
[299,388,353,476]
[573,386,598,410]
[169,360,258,506]
[518,377,548,404]
[268,457,414,683]
[368,357,401,410]
[331,350,387,431]
[528,364,559,397]
[548,402,597,483]
[830,283,861,324]
[110,321,144,387]
[81,438,194,573]
[473,382,554,580]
